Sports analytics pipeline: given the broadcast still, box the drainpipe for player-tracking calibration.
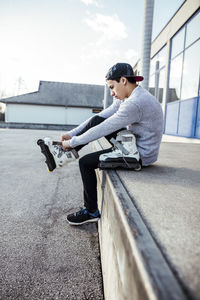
[141,0,155,90]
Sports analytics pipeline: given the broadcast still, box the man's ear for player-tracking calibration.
[121,77,127,85]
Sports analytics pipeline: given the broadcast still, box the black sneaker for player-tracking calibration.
[67,208,100,225]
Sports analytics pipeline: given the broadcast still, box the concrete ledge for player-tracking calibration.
[162,134,200,144]
[0,121,75,131]
[94,138,187,300]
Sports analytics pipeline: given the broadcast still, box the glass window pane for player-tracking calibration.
[150,56,157,75]
[149,74,155,96]
[181,40,200,100]
[185,11,200,48]
[157,46,167,69]
[150,45,167,74]
[171,27,185,59]
[168,54,183,102]
[157,68,165,103]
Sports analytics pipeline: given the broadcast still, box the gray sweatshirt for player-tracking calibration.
[68,86,164,166]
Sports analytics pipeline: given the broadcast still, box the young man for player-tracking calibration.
[61,62,164,226]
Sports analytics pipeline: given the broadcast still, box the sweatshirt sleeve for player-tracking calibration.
[66,115,93,137]
[67,98,120,137]
[98,98,120,118]
[68,99,141,148]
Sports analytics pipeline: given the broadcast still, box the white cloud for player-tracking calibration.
[80,0,99,6]
[84,13,128,43]
[81,42,114,63]
[125,49,138,60]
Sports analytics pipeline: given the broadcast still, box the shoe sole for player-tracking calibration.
[37,139,56,172]
[67,217,100,226]
[99,161,141,171]
[37,139,79,172]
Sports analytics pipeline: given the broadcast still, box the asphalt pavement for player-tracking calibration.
[1,127,200,299]
[0,128,104,300]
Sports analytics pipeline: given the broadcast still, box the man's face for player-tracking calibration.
[106,78,127,100]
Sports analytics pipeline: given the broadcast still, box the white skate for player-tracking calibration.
[37,137,79,172]
[99,130,141,171]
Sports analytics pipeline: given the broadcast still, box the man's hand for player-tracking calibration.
[61,133,71,150]
[62,140,71,150]
[61,133,71,141]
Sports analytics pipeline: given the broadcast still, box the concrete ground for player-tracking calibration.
[0,128,104,300]
[117,140,200,299]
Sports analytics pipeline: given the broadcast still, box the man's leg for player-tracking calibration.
[74,115,105,152]
[79,148,112,211]
[66,148,112,226]
[76,115,125,211]
[74,115,123,152]
[66,115,125,225]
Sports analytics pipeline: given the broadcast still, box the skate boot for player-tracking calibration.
[37,137,79,172]
[99,130,141,171]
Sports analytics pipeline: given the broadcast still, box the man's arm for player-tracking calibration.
[62,98,120,139]
[67,101,141,149]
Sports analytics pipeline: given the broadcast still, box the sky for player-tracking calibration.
[0,0,184,98]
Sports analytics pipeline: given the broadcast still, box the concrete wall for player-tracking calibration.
[95,139,155,300]
[96,170,155,300]
[94,138,187,300]
[5,104,94,125]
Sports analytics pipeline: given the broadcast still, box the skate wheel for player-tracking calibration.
[134,164,142,171]
[37,139,44,145]
[47,168,52,173]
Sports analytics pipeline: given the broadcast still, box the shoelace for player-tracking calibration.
[111,145,130,168]
[112,144,138,169]
[54,145,64,158]
[76,208,88,216]
[111,145,121,154]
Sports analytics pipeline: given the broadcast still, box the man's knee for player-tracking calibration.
[89,115,105,127]
[79,152,101,170]
[79,154,91,169]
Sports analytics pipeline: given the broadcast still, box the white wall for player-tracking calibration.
[65,107,93,125]
[5,104,94,125]
[6,104,66,124]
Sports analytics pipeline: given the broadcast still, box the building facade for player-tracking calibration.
[134,0,200,139]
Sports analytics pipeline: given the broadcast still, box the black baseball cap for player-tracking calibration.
[106,63,144,82]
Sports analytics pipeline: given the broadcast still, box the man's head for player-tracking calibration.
[105,63,144,100]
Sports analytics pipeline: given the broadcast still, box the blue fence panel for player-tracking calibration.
[165,101,179,135]
[178,97,198,137]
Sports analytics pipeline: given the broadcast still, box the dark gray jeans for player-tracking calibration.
[74,115,124,212]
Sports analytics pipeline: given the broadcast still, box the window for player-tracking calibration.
[157,68,165,103]
[150,56,156,76]
[185,11,200,48]
[149,74,155,96]
[156,46,167,69]
[149,45,167,103]
[168,54,183,102]
[92,108,102,113]
[171,27,185,59]
[168,10,200,103]
[150,46,167,75]
[181,40,200,100]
